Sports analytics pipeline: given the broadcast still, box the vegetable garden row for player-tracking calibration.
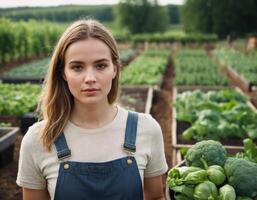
[1,40,257,199]
[169,44,257,199]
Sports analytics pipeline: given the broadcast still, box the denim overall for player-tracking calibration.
[53,111,143,200]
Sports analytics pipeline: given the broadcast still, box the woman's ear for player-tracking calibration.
[112,65,117,79]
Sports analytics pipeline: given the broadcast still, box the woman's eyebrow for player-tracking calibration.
[68,60,84,65]
[94,58,110,63]
[68,59,110,65]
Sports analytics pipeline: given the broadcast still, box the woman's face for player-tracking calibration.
[63,38,117,106]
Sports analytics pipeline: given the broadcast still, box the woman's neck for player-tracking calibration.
[69,102,118,129]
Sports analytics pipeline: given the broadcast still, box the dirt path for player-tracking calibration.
[0,133,22,200]
[151,56,174,168]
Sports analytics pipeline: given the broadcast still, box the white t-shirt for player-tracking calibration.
[16,106,168,199]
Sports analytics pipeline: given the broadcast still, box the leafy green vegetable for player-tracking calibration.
[185,140,227,168]
[218,184,236,200]
[121,50,169,86]
[0,83,41,116]
[193,180,218,200]
[3,58,49,78]
[213,48,257,85]
[236,138,257,163]
[0,122,11,127]
[224,157,257,197]
[175,89,257,141]
[174,49,227,86]
[183,169,207,185]
[178,166,203,179]
[167,166,203,188]
[174,193,193,200]
[207,165,226,186]
[172,185,195,199]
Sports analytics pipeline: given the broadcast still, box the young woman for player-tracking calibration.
[16,19,168,200]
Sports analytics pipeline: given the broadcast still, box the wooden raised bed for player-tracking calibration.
[1,77,44,84]
[0,127,19,168]
[0,116,20,127]
[222,66,257,108]
[0,113,37,135]
[171,86,253,166]
[119,86,153,114]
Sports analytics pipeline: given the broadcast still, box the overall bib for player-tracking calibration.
[53,111,143,200]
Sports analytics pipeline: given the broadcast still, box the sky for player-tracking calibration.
[0,0,184,8]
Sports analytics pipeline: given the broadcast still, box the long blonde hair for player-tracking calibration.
[37,19,121,151]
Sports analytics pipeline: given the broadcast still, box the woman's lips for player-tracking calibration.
[81,88,100,96]
[83,88,99,92]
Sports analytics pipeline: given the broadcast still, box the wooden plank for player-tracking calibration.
[222,66,250,93]
[171,87,178,166]
[145,87,153,114]
[0,127,19,152]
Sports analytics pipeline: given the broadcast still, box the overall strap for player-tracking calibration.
[123,111,138,154]
[54,133,71,161]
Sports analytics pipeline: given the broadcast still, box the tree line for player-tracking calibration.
[181,0,257,38]
[0,5,113,22]
[0,4,180,25]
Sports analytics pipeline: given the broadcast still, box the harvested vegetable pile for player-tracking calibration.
[167,140,257,199]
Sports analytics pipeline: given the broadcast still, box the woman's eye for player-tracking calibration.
[96,63,108,70]
[71,65,82,71]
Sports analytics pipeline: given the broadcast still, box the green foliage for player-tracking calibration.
[0,122,11,127]
[111,21,218,43]
[183,169,207,185]
[130,32,217,44]
[3,58,50,78]
[181,0,257,38]
[0,18,64,65]
[207,165,226,186]
[167,166,202,189]
[174,49,227,86]
[182,0,212,34]
[174,89,257,141]
[218,184,236,200]
[115,0,169,34]
[0,83,41,116]
[167,4,181,24]
[213,48,257,85]
[224,157,257,197]
[236,138,257,163]
[185,140,227,168]
[0,18,15,63]
[121,50,170,85]
[168,140,257,199]
[0,5,113,22]
[193,180,218,200]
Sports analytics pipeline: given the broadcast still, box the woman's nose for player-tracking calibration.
[84,68,96,83]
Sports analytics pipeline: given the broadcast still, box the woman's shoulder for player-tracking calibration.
[138,112,161,131]
[119,106,161,134]
[21,120,46,149]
